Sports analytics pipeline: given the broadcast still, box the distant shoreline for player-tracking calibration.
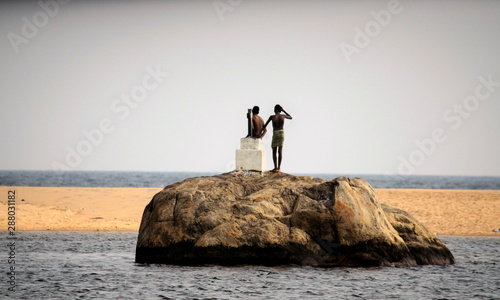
[0,186,498,236]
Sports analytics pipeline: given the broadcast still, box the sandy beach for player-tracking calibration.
[0,186,499,236]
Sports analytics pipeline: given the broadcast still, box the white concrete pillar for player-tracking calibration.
[235,138,266,171]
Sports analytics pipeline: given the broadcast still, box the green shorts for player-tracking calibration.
[271,130,285,148]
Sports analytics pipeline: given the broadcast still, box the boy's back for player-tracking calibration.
[270,114,286,130]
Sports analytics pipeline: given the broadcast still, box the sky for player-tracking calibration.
[1,0,499,176]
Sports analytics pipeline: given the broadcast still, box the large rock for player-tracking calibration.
[135,173,454,267]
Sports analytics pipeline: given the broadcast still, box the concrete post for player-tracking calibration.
[235,138,266,172]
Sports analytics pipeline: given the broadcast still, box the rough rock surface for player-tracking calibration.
[135,172,454,267]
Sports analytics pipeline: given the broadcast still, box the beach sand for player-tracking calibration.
[0,186,499,236]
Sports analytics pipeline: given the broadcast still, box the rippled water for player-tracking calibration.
[1,170,500,190]
[2,231,499,299]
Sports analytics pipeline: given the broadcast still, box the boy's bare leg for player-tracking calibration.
[277,146,283,172]
[272,147,278,171]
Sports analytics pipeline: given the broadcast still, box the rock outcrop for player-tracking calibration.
[135,172,454,267]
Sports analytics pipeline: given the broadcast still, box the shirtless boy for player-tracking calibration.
[261,105,292,172]
[251,106,267,139]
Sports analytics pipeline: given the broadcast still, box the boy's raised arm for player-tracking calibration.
[282,108,292,119]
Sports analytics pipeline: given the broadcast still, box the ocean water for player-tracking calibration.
[2,231,499,299]
[2,172,499,298]
[1,170,500,190]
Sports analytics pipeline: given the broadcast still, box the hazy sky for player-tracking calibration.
[1,0,499,176]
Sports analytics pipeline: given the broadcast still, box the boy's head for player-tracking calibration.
[274,104,282,113]
[252,106,260,115]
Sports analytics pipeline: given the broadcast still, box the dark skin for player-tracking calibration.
[261,106,292,172]
[252,114,267,139]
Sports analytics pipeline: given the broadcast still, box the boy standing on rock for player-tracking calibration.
[261,104,292,172]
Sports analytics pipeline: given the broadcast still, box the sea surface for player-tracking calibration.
[1,231,499,299]
[1,170,500,190]
[1,171,499,299]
